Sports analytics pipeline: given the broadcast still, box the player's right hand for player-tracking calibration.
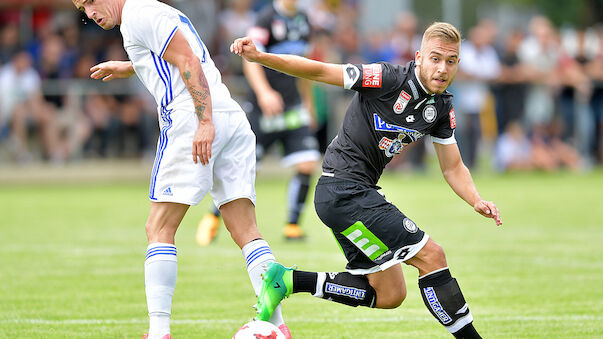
[90,61,134,82]
[230,37,260,62]
[258,89,284,117]
[474,200,502,226]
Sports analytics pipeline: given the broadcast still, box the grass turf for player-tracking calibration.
[0,169,602,338]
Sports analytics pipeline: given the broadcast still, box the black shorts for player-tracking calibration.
[314,176,428,275]
[249,108,320,166]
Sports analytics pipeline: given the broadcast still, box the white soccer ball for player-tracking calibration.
[233,320,286,339]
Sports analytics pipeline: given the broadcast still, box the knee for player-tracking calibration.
[422,240,447,267]
[376,283,407,309]
[145,219,176,243]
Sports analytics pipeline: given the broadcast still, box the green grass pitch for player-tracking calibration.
[1,169,602,338]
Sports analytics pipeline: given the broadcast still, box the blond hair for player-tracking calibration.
[421,22,461,47]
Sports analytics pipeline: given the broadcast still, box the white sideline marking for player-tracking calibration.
[2,315,601,325]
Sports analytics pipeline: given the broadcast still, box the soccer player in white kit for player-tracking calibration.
[71,0,292,338]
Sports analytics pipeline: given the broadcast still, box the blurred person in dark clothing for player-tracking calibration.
[492,30,529,135]
[197,0,320,243]
[585,27,603,163]
[0,24,20,65]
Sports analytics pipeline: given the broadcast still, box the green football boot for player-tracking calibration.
[255,262,294,321]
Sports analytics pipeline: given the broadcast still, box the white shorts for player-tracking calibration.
[149,106,256,207]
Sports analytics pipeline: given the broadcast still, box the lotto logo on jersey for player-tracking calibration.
[362,64,382,88]
[449,108,456,128]
[393,91,412,114]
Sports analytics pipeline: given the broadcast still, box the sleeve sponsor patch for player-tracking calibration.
[342,64,360,89]
[362,64,382,88]
[449,108,456,129]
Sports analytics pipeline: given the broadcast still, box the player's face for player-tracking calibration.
[415,38,460,94]
[73,0,119,30]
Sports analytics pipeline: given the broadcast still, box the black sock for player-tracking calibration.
[292,270,318,294]
[287,173,311,224]
[452,323,481,339]
[293,271,377,308]
[419,268,480,338]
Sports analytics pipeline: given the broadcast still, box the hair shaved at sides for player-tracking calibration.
[421,22,461,47]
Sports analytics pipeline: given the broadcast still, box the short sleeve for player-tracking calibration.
[431,104,457,144]
[126,5,179,58]
[342,62,401,99]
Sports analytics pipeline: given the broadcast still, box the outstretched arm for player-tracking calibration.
[231,37,343,87]
[433,142,502,226]
[163,30,214,165]
[90,61,135,82]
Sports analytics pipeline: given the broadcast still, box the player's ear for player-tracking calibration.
[415,50,421,66]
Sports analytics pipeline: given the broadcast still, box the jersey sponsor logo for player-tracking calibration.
[403,218,417,233]
[408,80,419,99]
[449,108,456,128]
[393,90,412,114]
[362,64,382,88]
[325,282,366,300]
[423,105,437,123]
[424,287,453,324]
[373,114,424,140]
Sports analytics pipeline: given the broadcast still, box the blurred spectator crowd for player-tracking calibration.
[0,0,602,173]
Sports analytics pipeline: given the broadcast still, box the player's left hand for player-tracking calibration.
[193,121,215,165]
[474,200,502,226]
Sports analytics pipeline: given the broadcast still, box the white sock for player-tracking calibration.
[145,243,177,338]
[242,239,284,327]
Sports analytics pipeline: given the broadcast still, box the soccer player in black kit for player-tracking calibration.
[231,22,502,338]
[196,0,319,243]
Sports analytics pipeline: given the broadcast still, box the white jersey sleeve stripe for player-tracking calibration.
[178,15,206,63]
[160,26,179,58]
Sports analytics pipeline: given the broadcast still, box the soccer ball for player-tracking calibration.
[232,320,285,339]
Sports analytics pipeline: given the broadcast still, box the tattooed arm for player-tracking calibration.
[163,30,215,165]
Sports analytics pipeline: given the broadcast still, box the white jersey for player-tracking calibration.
[120,0,240,112]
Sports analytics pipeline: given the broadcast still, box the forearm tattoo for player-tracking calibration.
[183,70,210,121]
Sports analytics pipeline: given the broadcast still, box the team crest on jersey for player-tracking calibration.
[449,108,456,128]
[362,64,382,88]
[403,218,417,233]
[423,105,437,123]
[393,90,412,114]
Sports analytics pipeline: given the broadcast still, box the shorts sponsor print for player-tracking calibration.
[314,176,429,274]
